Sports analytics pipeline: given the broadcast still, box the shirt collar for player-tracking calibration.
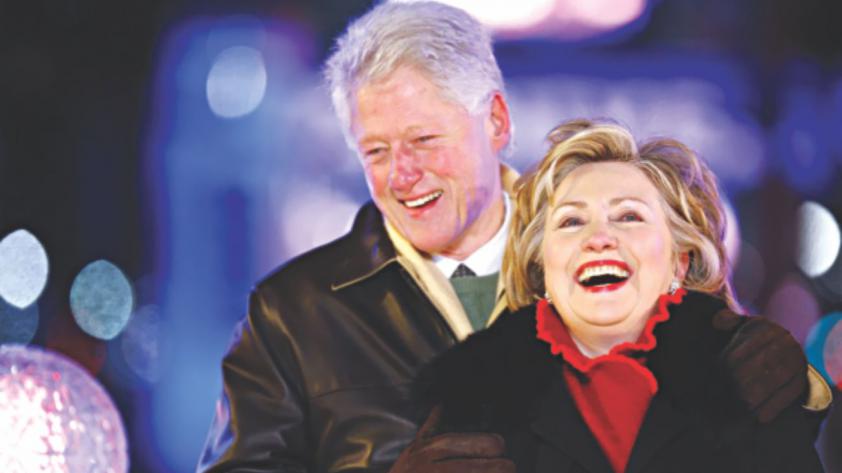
[432,193,511,278]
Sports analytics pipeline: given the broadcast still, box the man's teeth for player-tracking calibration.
[404,191,442,208]
[578,265,629,283]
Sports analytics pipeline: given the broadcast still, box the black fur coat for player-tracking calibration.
[414,291,823,473]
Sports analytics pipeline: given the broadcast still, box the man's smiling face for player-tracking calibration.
[350,65,509,259]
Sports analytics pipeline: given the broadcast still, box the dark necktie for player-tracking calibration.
[450,263,476,279]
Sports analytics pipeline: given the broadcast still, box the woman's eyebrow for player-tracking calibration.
[550,200,586,216]
[609,196,651,207]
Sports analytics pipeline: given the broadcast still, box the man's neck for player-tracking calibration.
[439,193,506,261]
[432,193,511,278]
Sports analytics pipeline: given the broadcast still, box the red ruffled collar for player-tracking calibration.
[536,288,687,375]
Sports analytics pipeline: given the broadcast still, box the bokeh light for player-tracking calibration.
[795,201,841,277]
[764,274,821,346]
[391,0,649,39]
[506,73,766,190]
[0,345,128,472]
[69,260,134,341]
[0,299,39,345]
[561,0,647,29]
[0,229,49,309]
[280,181,359,257]
[806,313,842,386]
[774,85,836,195]
[824,319,842,388]
[723,199,741,266]
[120,305,160,383]
[206,46,267,119]
[395,0,555,30]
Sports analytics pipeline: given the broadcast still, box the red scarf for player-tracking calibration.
[535,289,686,473]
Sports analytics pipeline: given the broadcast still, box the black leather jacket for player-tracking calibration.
[197,202,459,472]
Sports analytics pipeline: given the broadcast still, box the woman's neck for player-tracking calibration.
[567,324,646,358]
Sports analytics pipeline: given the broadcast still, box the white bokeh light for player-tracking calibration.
[0,345,128,472]
[796,201,841,278]
[393,0,556,29]
[206,46,267,119]
[280,181,359,258]
[562,0,647,28]
[0,230,49,309]
[69,260,134,341]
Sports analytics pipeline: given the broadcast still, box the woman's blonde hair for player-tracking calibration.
[503,119,739,311]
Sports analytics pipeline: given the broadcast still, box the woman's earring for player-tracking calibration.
[544,291,552,303]
[668,279,681,295]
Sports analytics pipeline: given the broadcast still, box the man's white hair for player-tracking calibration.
[324,1,512,156]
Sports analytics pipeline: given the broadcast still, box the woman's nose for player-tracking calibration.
[582,225,618,252]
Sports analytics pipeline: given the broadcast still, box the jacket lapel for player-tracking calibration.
[528,368,614,473]
[623,393,690,473]
[625,291,730,473]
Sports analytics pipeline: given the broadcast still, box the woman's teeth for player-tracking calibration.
[578,265,630,286]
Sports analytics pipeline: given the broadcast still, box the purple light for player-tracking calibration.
[0,345,128,472]
[764,274,820,346]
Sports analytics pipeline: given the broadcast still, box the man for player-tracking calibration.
[198,2,829,472]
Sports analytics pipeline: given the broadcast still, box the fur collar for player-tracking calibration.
[414,291,745,435]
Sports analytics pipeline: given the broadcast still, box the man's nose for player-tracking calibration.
[582,223,618,252]
[389,145,422,191]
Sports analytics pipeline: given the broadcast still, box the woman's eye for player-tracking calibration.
[559,217,584,228]
[618,212,643,222]
[415,135,437,144]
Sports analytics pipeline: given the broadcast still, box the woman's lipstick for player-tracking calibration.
[574,259,632,293]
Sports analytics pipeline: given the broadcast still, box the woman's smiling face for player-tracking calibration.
[542,161,686,355]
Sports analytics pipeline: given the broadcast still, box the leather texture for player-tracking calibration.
[197,202,458,472]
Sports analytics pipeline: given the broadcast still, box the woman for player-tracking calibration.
[415,119,823,472]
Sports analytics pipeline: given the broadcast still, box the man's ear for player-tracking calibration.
[485,92,511,154]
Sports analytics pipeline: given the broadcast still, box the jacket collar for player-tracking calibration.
[419,291,737,472]
[329,202,399,291]
[526,291,735,473]
[331,164,520,340]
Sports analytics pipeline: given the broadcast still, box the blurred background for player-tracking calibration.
[0,0,840,471]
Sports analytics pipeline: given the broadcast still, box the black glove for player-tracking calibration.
[714,309,807,424]
[389,406,516,473]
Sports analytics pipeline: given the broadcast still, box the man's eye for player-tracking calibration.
[618,212,643,222]
[364,147,386,158]
[415,135,438,144]
[559,217,583,228]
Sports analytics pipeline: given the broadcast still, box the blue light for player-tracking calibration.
[120,305,161,383]
[773,86,835,196]
[805,312,842,385]
[69,260,134,341]
[0,298,39,345]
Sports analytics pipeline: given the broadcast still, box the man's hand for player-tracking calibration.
[714,309,807,423]
[389,406,516,473]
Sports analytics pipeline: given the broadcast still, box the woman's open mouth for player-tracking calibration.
[575,259,632,293]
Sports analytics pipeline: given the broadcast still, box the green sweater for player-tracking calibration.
[450,272,499,331]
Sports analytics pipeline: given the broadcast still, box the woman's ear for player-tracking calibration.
[676,251,690,281]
